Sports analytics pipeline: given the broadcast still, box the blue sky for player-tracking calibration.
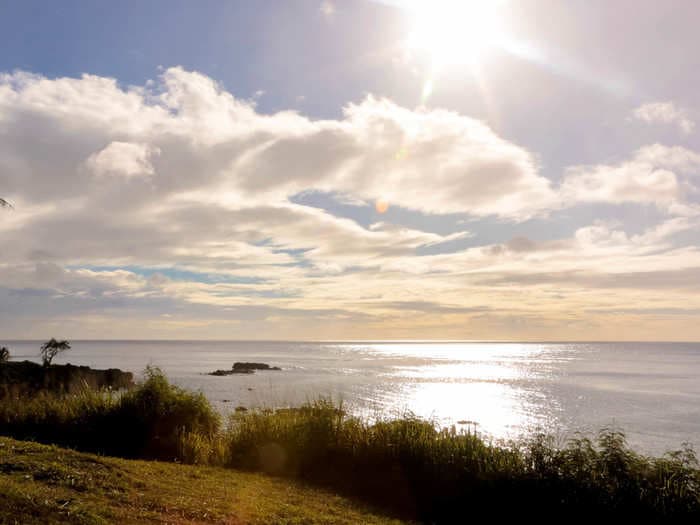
[1,0,700,340]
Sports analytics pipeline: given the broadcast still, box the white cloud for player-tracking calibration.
[232,96,556,217]
[0,67,558,220]
[3,68,554,217]
[633,101,695,134]
[86,141,160,178]
[634,143,700,172]
[560,144,700,207]
[2,67,700,339]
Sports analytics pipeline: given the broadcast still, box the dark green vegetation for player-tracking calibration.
[222,403,700,522]
[40,338,71,367]
[0,368,212,461]
[0,436,403,525]
[0,360,134,398]
[1,369,699,523]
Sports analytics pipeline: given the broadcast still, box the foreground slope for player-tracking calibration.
[0,437,405,525]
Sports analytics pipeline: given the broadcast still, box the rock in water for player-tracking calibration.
[232,362,282,371]
[208,368,254,376]
[207,362,282,376]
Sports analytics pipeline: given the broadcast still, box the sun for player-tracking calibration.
[404,0,508,68]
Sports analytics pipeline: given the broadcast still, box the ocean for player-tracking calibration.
[4,340,699,455]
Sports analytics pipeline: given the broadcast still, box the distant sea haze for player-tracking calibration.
[6,340,700,455]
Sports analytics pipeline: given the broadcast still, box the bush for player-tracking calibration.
[0,367,220,461]
[114,367,220,460]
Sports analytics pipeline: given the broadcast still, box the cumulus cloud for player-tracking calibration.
[226,95,556,218]
[2,67,700,339]
[560,144,700,207]
[86,141,160,178]
[0,67,555,219]
[633,101,695,134]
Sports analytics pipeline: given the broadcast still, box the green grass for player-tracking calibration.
[2,370,699,522]
[0,436,406,525]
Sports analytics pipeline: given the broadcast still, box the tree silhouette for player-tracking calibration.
[0,347,9,362]
[40,338,71,366]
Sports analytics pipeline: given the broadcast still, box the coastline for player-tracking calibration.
[2,340,699,456]
[1,369,698,522]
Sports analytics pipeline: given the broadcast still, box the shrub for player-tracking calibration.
[114,367,220,460]
[0,367,220,461]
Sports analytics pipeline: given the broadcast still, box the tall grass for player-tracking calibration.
[0,372,698,521]
[221,401,700,521]
[0,367,219,460]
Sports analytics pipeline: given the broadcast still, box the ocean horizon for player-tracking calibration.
[4,339,698,456]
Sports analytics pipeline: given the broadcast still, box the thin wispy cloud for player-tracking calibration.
[633,101,695,135]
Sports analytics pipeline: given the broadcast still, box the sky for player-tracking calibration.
[1,0,700,341]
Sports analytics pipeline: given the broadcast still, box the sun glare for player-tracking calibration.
[405,0,507,68]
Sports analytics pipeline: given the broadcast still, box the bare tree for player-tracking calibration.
[40,338,71,366]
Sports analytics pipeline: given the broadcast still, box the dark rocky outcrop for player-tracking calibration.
[0,361,134,398]
[207,362,281,376]
[233,362,281,372]
[209,368,254,376]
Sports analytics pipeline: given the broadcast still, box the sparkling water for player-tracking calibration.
[4,340,699,455]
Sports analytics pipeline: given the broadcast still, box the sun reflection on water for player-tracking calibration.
[357,342,567,440]
[401,381,535,439]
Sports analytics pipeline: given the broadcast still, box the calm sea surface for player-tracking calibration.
[5,340,699,455]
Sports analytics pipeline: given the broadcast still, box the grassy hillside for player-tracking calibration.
[0,436,405,525]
